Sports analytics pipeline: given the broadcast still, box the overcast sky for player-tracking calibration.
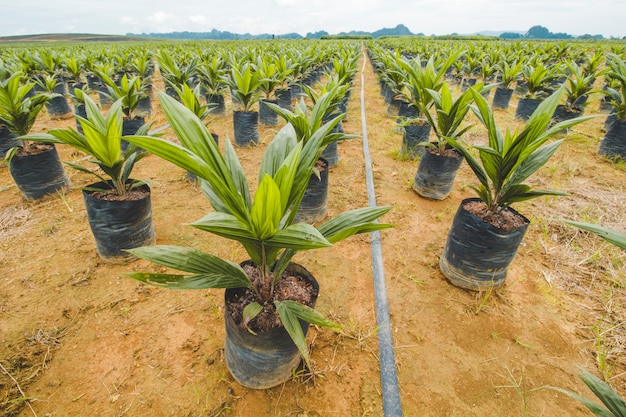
[1,0,624,38]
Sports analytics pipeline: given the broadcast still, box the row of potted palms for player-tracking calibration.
[2,38,623,396]
[368,42,602,292]
[1,42,391,390]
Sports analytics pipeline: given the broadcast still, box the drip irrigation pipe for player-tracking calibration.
[360,51,403,417]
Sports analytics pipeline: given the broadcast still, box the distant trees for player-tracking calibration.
[500,32,522,39]
[499,25,604,40]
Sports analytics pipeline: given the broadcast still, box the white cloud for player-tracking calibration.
[119,16,137,25]
[147,11,172,24]
[188,14,208,24]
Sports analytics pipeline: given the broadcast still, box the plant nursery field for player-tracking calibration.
[1,41,626,416]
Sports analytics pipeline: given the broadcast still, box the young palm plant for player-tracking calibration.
[0,71,71,200]
[418,82,476,155]
[222,61,262,112]
[440,85,596,290]
[0,72,50,146]
[411,82,478,200]
[447,85,595,213]
[599,54,626,161]
[492,58,522,110]
[21,94,155,261]
[395,51,462,157]
[222,62,263,146]
[123,92,392,387]
[21,94,149,196]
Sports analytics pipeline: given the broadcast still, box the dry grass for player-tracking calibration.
[0,206,32,244]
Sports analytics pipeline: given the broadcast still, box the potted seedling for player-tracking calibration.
[222,62,262,146]
[266,88,354,223]
[69,85,90,133]
[599,53,626,160]
[0,72,71,200]
[411,82,477,200]
[515,62,558,120]
[492,59,523,110]
[130,51,155,117]
[440,85,595,290]
[123,91,392,389]
[302,75,352,167]
[256,56,281,126]
[36,72,73,119]
[197,55,228,116]
[552,61,599,125]
[155,50,198,99]
[98,72,149,136]
[22,95,155,262]
[396,52,462,158]
[273,54,296,111]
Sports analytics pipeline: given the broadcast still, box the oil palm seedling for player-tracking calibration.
[222,61,263,146]
[440,85,595,290]
[273,54,296,111]
[0,71,71,200]
[599,53,626,160]
[36,72,73,119]
[21,95,155,261]
[302,75,353,167]
[122,91,392,388]
[197,54,228,115]
[63,54,86,90]
[395,51,463,157]
[130,51,155,116]
[552,61,599,124]
[256,55,282,126]
[98,72,149,136]
[172,82,218,182]
[155,50,198,98]
[515,62,559,120]
[266,88,354,221]
[493,59,523,110]
[411,82,477,200]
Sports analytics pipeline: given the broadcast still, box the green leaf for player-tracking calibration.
[191,212,258,246]
[265,223,332,250]
[259,124,299,179]
[445,136,490,192]
[128,272,250,290]
[500,188,567,207]
[250,175,282,240]
[579,367,626,416]
[223,138,252,210]
[562,221,626,250]
[547,367,626,417]
[317,206,393,243]
[242,302,263,333]
[275,300,341,369]
[126,92,251,222]
[126,245,251,289]
[506,140,564,189]
[547,385,615,417]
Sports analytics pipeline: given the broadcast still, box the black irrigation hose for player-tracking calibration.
[360,52,403,417]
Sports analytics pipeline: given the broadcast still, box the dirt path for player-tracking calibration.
[1,51,625,416]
